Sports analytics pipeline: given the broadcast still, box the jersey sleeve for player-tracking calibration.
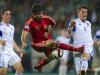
[0,30,2,38]
[24,17,33,32]
[43,15,56,26]
[48,17,56,26]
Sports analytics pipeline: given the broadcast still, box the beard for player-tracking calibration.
[35,17,42,21]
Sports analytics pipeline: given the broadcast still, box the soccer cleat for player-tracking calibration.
[80,70,86,75]
[34,66,42,72]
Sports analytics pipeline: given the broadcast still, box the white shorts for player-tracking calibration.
[0,47,21,67]
[84,45,95,56]
[60,50,69,62]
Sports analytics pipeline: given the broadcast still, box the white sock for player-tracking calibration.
[74,57,81,75]
[81,58,88,71]
[15,72,23,75]
[59,65,67,75]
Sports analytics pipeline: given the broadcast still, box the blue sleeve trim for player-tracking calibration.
[96,35,100,39]
[0,30,2,37]
[73,26,76,32]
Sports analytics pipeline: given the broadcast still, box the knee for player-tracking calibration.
[0,68,7,75]
[82,53,90,59]
[0,72,7,75]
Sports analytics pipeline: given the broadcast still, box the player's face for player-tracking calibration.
[78,8,88,21]
[32,11,43,21]
[1,10,11,23]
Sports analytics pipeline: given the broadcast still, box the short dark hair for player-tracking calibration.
[32,5,44,14]
[1,8,11,15]
[77,4,88,12]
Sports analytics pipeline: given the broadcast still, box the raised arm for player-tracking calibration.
[66,20,76,38]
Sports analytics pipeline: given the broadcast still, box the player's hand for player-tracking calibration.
[17,49,26,58]
[70,19,76,28]
[22,42,27,49]
[95,40,100,46]
[0,40,6,45]
[45,25,53,33]
[67,19,76,35]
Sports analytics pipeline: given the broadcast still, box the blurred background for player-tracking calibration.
[0,0,100,75]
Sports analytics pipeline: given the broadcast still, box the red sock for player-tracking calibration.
[58,43,79,52]
[35,58,47,68]
[35,56,55,68]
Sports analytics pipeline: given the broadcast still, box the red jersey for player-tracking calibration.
[24,15,55,43]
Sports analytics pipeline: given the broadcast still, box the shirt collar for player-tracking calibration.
[78,18,86,23]
[1,21,10,26]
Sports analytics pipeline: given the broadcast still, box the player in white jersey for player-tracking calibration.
[56,29,70,75]
[67,4,94,75]
[0,8,24,75]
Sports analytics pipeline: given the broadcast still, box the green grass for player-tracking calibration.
[8,73,58,75]
[7,72,98,75]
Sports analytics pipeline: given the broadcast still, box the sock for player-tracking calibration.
[81,58,88,72]
[35,55,55,68]
[58,43,82,52]
[80,70,86,75]
[59,65,67,75]
[15,72,23,75]
[74,56,81,75]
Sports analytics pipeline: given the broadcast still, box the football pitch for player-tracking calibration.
[8,73,58,75]
[7,72,97,75]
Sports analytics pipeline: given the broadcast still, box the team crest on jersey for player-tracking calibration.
[35,25,40,30]
[25,24,29,29]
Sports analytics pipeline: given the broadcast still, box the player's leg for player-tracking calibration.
[32,39,84,53]
[80,46,94,75]
[34,49,62,72]
[0,67,8,75]
[13,61,24,75]
[9,53,24,75]
[80,52,90,75]
[59,50,69,75]
[34,49,56,72]
[45,39,84,53]
[73,53,81,75]
[0,53,9,75]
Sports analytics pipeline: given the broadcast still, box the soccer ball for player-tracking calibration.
[51,49,63,59]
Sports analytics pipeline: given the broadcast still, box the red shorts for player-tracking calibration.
[31,40,58,57]
[31,41,47,52]
[31,42,51,57]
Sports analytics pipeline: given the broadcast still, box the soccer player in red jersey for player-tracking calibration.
[21,5,84,72]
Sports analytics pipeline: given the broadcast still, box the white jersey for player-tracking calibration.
[0,21,14,51]
[72,18,93,47]
[56,36,70,44]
